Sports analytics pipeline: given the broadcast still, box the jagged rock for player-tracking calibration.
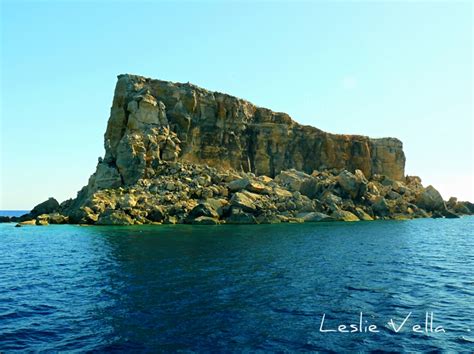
[256,213,282,224]
[459,201,474,213]
[147,206,165,222]
[228,178,250,192]
[225,208,258,224]
[163,215,178,224]
[320,191,343,212]
[258,176,273,184]
[118,194,137,209]
[447,197,472,215]
[273,187,293,199]
[331,210,359,222]
[39,213,69,224]
[186,203,219,222]
[416,185,446,212]
[337,169,368,199]
[99,74,405,190]
[230,192,259,212]
[36,215,49,226]
[447,197,457,209]
[371,196,390,217]
[96,210,133,225]
[386,190,401,200]
[353,208,374,221]
[274,170,311,191]
[392,180,408,194]
[246,180,267,194]
[453,203,471,215]
[20,197,60,221]
[204,198,228,217]
[443,210,460,219]
[299,178,320,199]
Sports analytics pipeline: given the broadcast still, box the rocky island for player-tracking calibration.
[7,74,474,226]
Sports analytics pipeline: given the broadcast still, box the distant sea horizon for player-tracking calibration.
[0,210,29,217]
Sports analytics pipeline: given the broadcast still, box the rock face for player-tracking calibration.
[4,74,472,226]
[92,74,405,193]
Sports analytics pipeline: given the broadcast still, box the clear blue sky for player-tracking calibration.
[1,0,472,210]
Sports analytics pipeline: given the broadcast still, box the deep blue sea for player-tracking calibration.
[0,210,28,217]
[0,218,473,351]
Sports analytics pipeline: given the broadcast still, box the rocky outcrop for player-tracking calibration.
[89,74,406,196]
[4,74,472,226]
[7,161,473,226]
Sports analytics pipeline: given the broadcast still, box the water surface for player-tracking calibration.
[0,218,473,351]
[0,210,28,217]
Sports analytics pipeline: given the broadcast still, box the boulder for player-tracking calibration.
[228,178,250,192]
[274,170,310,191]
[36,215,49,226]
[186,203,219,222]
[225,208,258,224]
[416,185,446,212]
[320,191,343,212]
[443,210,460,219]
[299,178,320,199]
[337,169,368,200]
[28,197,60,218]
[40,213,69,224]
[246,180,266,194]
[147,206,165,222]
[204,198,228,217]
[453,202,471,215]
[331,210,359,222]
[446,197,457,209]
[353,208,374,221]
[230,192,258,212]
[371,196,390,217]
[69,206,99,224]
[459,201,474,214]
[96,210,133,225]
[256,213,282,224]
[273,187,293,199]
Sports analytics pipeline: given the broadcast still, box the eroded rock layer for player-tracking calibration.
[95,74,405,192]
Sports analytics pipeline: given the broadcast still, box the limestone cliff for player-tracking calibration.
[8,73,474,226]
[89,74,405,193]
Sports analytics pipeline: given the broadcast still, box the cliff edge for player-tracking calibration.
[94,74,405,191]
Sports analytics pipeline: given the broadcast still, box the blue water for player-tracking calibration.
[0,210,28,217]
[0,218,473,351]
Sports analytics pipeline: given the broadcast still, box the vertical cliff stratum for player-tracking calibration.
[89,74,405,192]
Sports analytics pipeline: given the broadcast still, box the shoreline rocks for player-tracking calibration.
[5,162,473,226]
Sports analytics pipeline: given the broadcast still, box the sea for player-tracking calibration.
[0,217,473,351]
[0,210,29,217]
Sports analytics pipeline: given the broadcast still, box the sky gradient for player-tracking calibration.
[1,0,473,209]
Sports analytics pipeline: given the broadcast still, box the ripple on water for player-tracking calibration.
[0,218,473,351]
